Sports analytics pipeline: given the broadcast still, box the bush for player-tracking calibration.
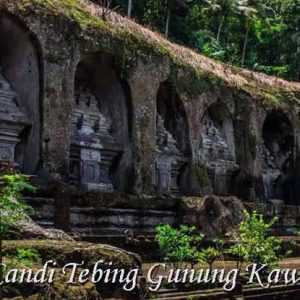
[155,224,204,268]
[228,210,283,271]
[0,174,36,237]
[199,246,220,271]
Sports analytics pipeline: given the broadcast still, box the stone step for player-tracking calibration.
[24,196,55,228]
[150,283,300,300]
[34,220,55,228]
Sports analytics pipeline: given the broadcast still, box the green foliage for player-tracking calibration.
[199,246,220,270]
[192,162,211,189]
[0,174,36,237]
[228,210,283,270]
[155,224,204,268]
[7,248,41,267]
[110,0,300,80]
[2,248,41,296]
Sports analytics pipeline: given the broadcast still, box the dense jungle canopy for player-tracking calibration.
[96,0,300,81]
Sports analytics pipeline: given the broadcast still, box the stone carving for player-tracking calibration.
[69,87,121,191]
[0,71,29,168]
[199,115,239,195]
[261,145,281,200]
[156,114,186,194]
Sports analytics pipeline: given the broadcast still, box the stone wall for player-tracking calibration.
[0,0,300,208]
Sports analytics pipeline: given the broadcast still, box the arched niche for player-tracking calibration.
[199,101,238,195]
[0,13,42,174]
[69,52,133,192]
[261,111,294,201]
[155,81,190,195]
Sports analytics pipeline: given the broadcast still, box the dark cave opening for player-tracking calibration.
[261,111,295,203]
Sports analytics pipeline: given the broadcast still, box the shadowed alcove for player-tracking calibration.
[69,52,133,192]
[155,81,191,195]
[261,110,294,202]
[199,101,238,195]
[0,13,42,174]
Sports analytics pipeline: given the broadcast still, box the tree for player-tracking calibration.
[200,246,220,272]
[204,0,237,42]
[165,0,192,37]
[236,1,258,65]
[155,224,204,268]
[127,0,133,17]
[228,210,283,271]
[110,0,300,80]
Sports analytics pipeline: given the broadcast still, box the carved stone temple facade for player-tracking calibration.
[199,115,239,195]
[155,114,187,195]
[69,87,121,191]
[0,72,29,170]
[0,0,300,214]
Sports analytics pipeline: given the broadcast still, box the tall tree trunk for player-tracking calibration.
[216,16,224,43]
[127,0,133,18]
[242,20,250,66]
[165,2,171,37]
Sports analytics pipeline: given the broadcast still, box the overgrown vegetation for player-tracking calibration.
[155,210,284,286]
[0,173,36,297]
[228,210,283,271]
[2,248,41,297]
[0,0,297,113]
[111,0,300,81]
[0,174,36,238]
[155,224,204,268]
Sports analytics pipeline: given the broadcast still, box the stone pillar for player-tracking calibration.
[42,57,78,177]
[128,59,169,194]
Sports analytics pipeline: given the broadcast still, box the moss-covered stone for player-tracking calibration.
[191,162,211,190]
[1,0,299,106]
[4,277,101,300]
[2,240,141,299]
[2,240,141,270]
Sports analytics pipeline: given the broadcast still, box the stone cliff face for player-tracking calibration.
[0,0,300,211]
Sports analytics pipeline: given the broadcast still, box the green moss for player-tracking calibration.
[1,0,299,105]
[2,239,140,299]
[242,84,300,111]
[2,240,141,269]
[192,163,211,189]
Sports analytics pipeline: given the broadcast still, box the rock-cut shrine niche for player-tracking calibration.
[0,13,41,174]
[156,81,190,195]
[69,53,133,192]
[199,101,238,195]
[261,111,294,202]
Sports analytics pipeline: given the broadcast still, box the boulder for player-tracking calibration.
[179,195,245,239]
[2,240,142,300]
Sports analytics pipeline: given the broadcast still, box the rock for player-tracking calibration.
[3,240,141,270]
[2,240,142,300]
[4,280,102,300]
[9,217,74,241]
[179,195,245,239]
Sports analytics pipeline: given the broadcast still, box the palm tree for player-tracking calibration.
[165,0,192,37]
[127,0,133,17]
[204,0,237,43]
[236,0,258,66]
